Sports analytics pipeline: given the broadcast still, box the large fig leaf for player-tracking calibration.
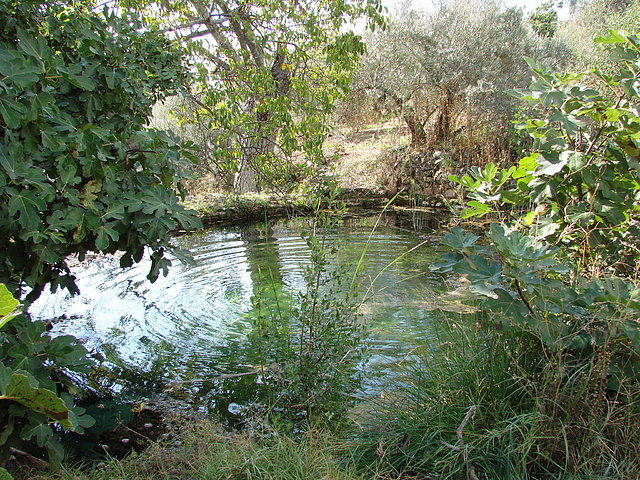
[0,366,72,429]
[0,284,19,330]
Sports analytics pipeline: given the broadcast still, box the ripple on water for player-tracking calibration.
[29,218,449,395]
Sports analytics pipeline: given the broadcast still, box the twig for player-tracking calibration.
[583,94,625,159]
[514,279,535,317]
[9,447,49,470]
[459,406,479,480]
[443,406,478,480]
[116,421,154,444]
[166,369,260,385]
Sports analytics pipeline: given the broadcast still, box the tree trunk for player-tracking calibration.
[233,52,291,194]
[234,154,260,193]
[403,106,427,148]
[234,133,276,193]
[434,88,454,144]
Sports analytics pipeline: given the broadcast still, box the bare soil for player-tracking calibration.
[325,120,408,192]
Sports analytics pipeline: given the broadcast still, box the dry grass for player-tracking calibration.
[326,121,408,192]
[20,421,363,480]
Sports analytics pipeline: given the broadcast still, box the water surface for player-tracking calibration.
[30,211,454,413]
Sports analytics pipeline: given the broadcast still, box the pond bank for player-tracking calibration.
[183,188,453,227]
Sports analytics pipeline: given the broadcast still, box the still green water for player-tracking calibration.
[30,211,454,416]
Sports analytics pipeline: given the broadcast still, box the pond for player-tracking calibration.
[29,210,461,417]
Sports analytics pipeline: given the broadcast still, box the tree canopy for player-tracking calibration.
[0,0,202,301]
[351,0,570,151]
[119,0,386,193]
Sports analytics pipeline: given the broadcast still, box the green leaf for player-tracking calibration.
[518,153,539,172]
[488,224,557,263]
[565,203,594,226]
[45,437,65,470]
[0,467,13,480]
[563,151,585,170]
[431,252,465,273]
[521,211,536,226]
[20,423,52,447]
[65,74,96,92]
[148,250,172,283]
[594,198,626,225]
[172,208,203,230]
[448,174,480,189]
[453,254,502,284]
[535,215,561,239]
[47,208,84,232]
[0,51,40,88]
[67,405,95,434]
[56,160,81,187]
[141,186,171,216]
[0,285,20,330]
[0,144,27,180]
[535,152,568,176]
[594,30,627,45]
[0,418,14,447]
[27,92,54,120]
[7,188,45,230]
[461,201,491,219]
[442,227,479,250]
[468,282,499,298]
[0,97,27,129]
[17,30,52,64]
[0,365,72,429]
[605,108,624,122]
[95,223,120,251]
[41,129,67,151]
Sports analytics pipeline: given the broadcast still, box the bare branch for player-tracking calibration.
[190,0,241,64]
[212,0,265,67]
[179,28,212,41]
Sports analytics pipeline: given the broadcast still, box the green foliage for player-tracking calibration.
[350,319,529,478]
[530,1,559,38]
[432,225,640,389]
[0,284,94,467]
[452,31,640,274]
[0,285,20,330]
[121,0,385,193]
[0,0,202,300]
[352,312,640,478]
[353,0,568,152]
[560,0,640,73]
[249,229,365,431]
[404,30,640,478]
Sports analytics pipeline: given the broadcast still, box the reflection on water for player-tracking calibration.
[29,211,451,411]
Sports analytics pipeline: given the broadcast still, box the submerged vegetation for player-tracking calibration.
[2,0,640,478]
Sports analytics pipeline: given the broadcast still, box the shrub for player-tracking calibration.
[0,0,201,301]
[0,285,94,469]
[248,229,366,431]
[354,30,640,479]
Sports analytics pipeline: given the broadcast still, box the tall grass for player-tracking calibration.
[347,313,640,479]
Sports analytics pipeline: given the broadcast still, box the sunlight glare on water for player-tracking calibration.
[29,213,453,403]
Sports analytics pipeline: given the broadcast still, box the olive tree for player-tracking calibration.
[559,0,640,72]
[0,0,202,300]
[352,0,570,149]
[120,0,386,193]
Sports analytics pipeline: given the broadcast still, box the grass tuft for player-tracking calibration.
[23,421,362,480]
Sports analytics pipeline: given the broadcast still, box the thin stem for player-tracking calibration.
[514,278,535,317]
